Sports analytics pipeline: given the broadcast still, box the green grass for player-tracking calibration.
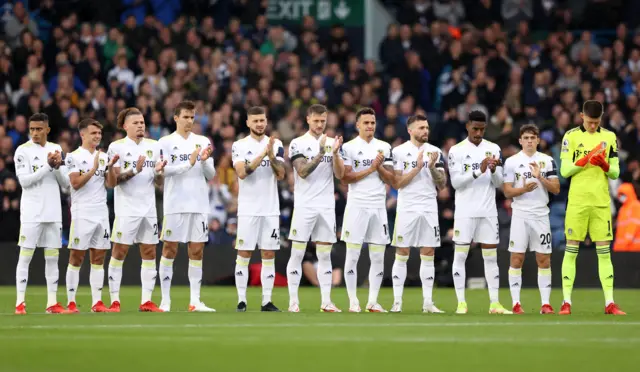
[0,286,638,372]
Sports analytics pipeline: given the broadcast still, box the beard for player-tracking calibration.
[250,128,265,136]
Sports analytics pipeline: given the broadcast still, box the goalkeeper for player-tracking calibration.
[559,100,625,315]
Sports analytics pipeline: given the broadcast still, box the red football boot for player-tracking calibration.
[605,303,626,315]
[139,301,163,312]
[46,303,66,314]
[91,301,112,313]
[66,301,79,313]
[109,301,121,313]
[540,304,555,314]
[15,302,26,315]
[512,303,524,314]
[558,302,571,315]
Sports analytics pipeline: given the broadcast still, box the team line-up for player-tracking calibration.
[12,100,626,315]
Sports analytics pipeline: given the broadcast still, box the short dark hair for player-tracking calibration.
[519,124,540,138]
[78,118,103,131]
[355,107,375,122]
[407,114,427,126]
[307,104,327,116]
[173,100,196,117]
[583,100,603,118]
[247,106,266,116]
[28,113,48,124]
[468,110,487,123]
[116,107,142,129]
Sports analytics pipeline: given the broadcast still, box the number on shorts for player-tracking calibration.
[540,233,551,245]
[383,224,387,236]
[103,229,109,239]
[433,226,440,237]
[271,229,278,240]
[153,223,158,235]
[202,221,206,233]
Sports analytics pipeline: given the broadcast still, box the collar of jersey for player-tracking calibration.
[580,126,601,133]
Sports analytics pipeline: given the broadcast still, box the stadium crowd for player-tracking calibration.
[1,0,640,257]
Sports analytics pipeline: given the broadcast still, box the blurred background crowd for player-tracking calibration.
[2,0,640,285]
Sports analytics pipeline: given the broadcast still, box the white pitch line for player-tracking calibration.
[1,321,640,330]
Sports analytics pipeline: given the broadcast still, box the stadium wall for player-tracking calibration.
[0,243,638,288]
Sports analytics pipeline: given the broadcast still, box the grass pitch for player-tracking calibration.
[0,286,638,372]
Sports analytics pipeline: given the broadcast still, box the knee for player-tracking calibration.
[536,254,551,269]
[420,247,435,256]
[395,247,410,257]
[69,251,84,267]
[139,245,156,260]
[510,253,525,269]
[18,247,35,265]
[90,253,105,265]
[162,242,178,259]
[369,245,385,265]
[112,244,129,260]
[261,250,275,260]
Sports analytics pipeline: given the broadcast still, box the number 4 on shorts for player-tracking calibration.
[271,229,278,240]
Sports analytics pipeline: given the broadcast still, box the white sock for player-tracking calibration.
[108,257,124,304]
[15,247,34,306]
[509,266,522,306]
[188,259,203,305]
[482,249,500,303]
[287,242,306,305]
[66,264,80,304]
[159,256,174,305]
[90,264,104,306]
[261,258,275,306]
[538,267,552,305]
[452,244,469,303]
[391,254,408,303]
[420,255,435,305]
[235,255,250,303]
[316,244,333,305]
[367,245,385,305]
[141,259,157,304]
[344,243,361,305]
[44,248,59,307]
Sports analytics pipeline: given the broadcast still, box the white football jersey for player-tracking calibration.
[392,141,444,212]
[14,141,68,223]
[289,132,335,208]
[341,136,392,209]
[66,147,109,219]
[158,132,215,215]
[503,151,558,218]
[107,137,160,218]
[448,138,503,218]
[232,135,284,216]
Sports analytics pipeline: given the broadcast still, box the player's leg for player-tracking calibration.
[478,217,510,314]
[286,208,314,311]
[259,216,281,312]
[89,248,109,312]
[560,204,588,314]
[530,218,554,314]
[313,208,339,312]
[591,207,625,314]
[390,210,416,312]
[391,247,409,312]
[341,206,366,312]
[66,249,85,313]
[420,212,442,313]
[364,208,390,312]
[15,223,39,314]
[137,216,161,311]
[452,217,474,313]
[41,222,64,313]
[186,213,214,312]
[158,214,183,312]
[234,216,259,311]
[107,216,138,309]
[507,216,528,314]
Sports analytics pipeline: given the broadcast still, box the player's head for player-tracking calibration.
[355,107,376,140]
[306,104,328,136]
[407,114,429,144]
[173,100,196,133]
[580,100,603,133]
[466,110,487,145]
[246,106,267,136]
[28,113,50,145]
[117,107,145,139]
[519,124,540,154]
[78,118,103,148]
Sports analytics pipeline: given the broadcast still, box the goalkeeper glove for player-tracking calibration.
[590,153,610,172]
[575,142,605,167]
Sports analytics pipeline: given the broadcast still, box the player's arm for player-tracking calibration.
[448,150,475,189]
[340,149,382,185]
[537,159,560,195]
[163,147,200,177]
[52,149,70,191]
[233,142,264,180]
[429,152,447,189]
[68,152,99,190]
[501,160,524,198]
[377,164,396,186]
[267,141,286,181]
[393,150,420,189]
[14,148,50,188]
[604,136,620,180]
[291,145,324,179]
[332,137,345,179]
[199,142,216,180]
[559,132,589,178]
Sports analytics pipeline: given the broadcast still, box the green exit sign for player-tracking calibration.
[267,0,364,27]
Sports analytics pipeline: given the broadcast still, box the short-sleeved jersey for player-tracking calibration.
[503,151,558,218]
[341,136,393,209]
[107,137,160,218]
[448,138,503,218]
[158,132,214,215]
[66,147,109,220]
[14,141,65,223]
[232,135,284,216]
[560,126,618,207]
[289,133,336,209]
[392,141,444,213]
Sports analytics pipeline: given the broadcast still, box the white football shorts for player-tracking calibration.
[68,216,111,250]
[161,213,208,243]
[453,216,499,245]
[18,222,62,249]
[341,206,390,245]
[111,216,159,245]
[236,215,281,251]
[392,211,441,248]
[288,207,336,243]
[508,215,552,254]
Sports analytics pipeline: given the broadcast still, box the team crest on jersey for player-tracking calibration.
[195,144,201,150]
[116,231,122,239]
[292,229,297,236]
[485,151,492,158]
[20,235,26,243]
[147,150,153,158]
[377,149,384,154]
[325,145,332,153]
[99,158,105,166]
[539,161,546,168]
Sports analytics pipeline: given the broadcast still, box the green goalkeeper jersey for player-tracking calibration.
[560,126,620,207]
